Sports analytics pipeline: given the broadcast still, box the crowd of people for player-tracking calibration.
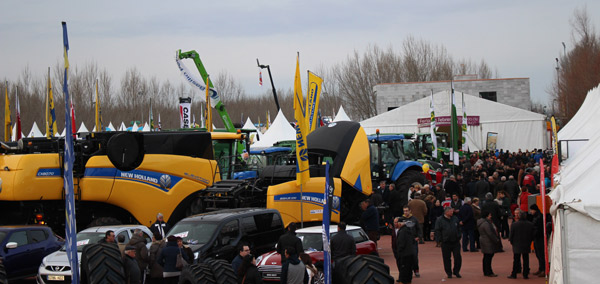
[367,148,554,283]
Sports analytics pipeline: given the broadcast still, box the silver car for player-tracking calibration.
[36,225,152,283]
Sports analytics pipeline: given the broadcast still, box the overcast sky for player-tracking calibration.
[1,0,599,108]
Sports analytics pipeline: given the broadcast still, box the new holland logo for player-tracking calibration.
[159,175,172,189]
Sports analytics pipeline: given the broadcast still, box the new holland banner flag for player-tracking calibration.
[429,90,438,159]
[61,21,79,284]
[322,161,333,284]
[461,93,468,152]
[306,71,322,134]
[294,53,310,185]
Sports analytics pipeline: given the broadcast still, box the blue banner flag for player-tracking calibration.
[322,161,333,284]
[62,21,79,284]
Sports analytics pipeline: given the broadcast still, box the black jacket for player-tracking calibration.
[150,220,171,238]
[330,230,356,261]
[238,265,263,284]
[276,231,304,263]
[509,219,534,254]
[123,255,141,284]
[475,180,490,200]
[395,226,415,257]
[481,199,501,225]
[434,215,461,243]
[530,211,544,240]
[361,205,379,232]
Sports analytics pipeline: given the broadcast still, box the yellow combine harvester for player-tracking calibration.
[0,131,245,232]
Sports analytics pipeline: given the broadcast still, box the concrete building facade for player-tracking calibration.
[375,76,531,115]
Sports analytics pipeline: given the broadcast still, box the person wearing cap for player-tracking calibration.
[123,245,141,284]
[432,207,462,279]
[396,219,416,284]
[529,204,545,277]
[150,213,171,240]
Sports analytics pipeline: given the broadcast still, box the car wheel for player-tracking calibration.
[333,255,394,284]
[178,263,216,284]
[0,259,7,284]
[205,259,237,284]
[81,243,125,283]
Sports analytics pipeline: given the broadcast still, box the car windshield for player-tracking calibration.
[297,231,341,251]
[168,222,218,245]
[61,232,107,252]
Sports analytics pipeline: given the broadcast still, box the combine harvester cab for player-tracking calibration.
[267,121,373,227]
[0,131,224,232]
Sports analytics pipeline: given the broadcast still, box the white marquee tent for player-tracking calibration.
[333,106,351,122]
[549,85,600,284]
[251,110,296,148]
[77,122,89,134]
[242,117,262,144]
[360,90,547,152]
[27,122,44,138]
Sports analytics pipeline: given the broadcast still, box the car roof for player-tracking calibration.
[0,225,52,231]
[296,225,361,234]
[180,208,279,223]
[79,225,150,233]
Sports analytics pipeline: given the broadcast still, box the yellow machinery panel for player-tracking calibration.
[340,126,373,195]
[0,154,64,201]
[267,177,342,227]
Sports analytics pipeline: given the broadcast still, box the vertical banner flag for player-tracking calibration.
[266,111,270,129]
[429,90,438,159]
[550,116,559,186]
[158,113,162,131]
[5,81,11,142]
[149,98,154,131]
[461,92,468,152]
[46,68,58,138]
[294,53,310,185]
[94,78,102,132]
[450,82,460,165]
[322,161,333,284]
[259,70,263,86]
[70,99,76,138]
[306,71,323,134]
[206,76,212,132]
[15,87,22,141]
[179,97,192,129]
[540,159,549,276]
[61,21,79,284]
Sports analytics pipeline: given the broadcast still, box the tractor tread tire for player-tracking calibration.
[0,259,7,284]
[206,259,237,284]
[81,243,125,284]
[179,263,217,284]
[334,255,394,284]
[395,170,426,193]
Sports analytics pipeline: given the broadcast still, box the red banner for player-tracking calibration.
[418,116,480,128]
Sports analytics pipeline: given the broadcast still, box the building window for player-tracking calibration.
[479,92,497,102]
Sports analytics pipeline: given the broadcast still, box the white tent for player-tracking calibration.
[11,124,24,141]
[549,85,600,284]
[556,84,600,160]
[333,106,351,122]
[360,90,547,152]
[119,122,126,131]
[251,110,296,148]
[131,122,139,132]
[107,122,116,131]
[242,117,262,144]
[142,123,150,132]
[77,122,89,134]
[59,128,65,137]
[28,122,44,138]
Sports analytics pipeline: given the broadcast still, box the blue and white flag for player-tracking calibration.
[62,22,79,284]
[322,161,333,284]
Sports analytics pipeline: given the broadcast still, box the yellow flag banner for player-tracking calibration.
[306,71,323,134]
[95,78,101,132]
[294,54,310,185]
[551,116,559,154]
[4,82,10,142]
[46,68,58,138]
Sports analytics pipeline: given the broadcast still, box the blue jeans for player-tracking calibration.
[462,228,475,251]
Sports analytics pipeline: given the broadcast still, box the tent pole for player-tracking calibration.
[559,207,569,283]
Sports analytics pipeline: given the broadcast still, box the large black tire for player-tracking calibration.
[81,243,125,284]
[0,259,7,284]
[333,255,394,284]
[178,263,217,284]
[205,259,237,284]
[395,169,426,194]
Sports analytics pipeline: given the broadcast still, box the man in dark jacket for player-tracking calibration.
[128,229,150,280]
[504,175,520,204]
[281,247,308,284]
[232,243,250,274]
[276,223,304,266]
[98,230,116,244]
[330,222,356,261]
[529,204,545,277]
[124,245,141,284]
[396,220,416,284]
[433,207,462,279]
[481,192,502,231]
[458,197,476,252]
[360,199,380,248]
[150,213,170,240]
[476,173,490,200]
[508,210,534,279]
[391,217,402,282]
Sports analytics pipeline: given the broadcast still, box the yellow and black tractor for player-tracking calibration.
[0,130,247,233]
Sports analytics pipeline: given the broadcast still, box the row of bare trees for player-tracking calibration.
[1,36,495,137]
[551,7,600,124]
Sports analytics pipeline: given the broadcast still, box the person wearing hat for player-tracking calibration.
[123,245,141,284]
[396,219,416,284]
[529,204,545,277]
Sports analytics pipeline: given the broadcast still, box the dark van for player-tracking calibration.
[168,208,284,262]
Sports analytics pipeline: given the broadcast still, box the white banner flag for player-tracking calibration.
[179,97,191,128]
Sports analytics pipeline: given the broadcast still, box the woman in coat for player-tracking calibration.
[477,211,501,277]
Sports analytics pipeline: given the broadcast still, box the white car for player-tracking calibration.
[36,225,153,283]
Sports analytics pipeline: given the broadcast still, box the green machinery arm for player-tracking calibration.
[177,49,236,133]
